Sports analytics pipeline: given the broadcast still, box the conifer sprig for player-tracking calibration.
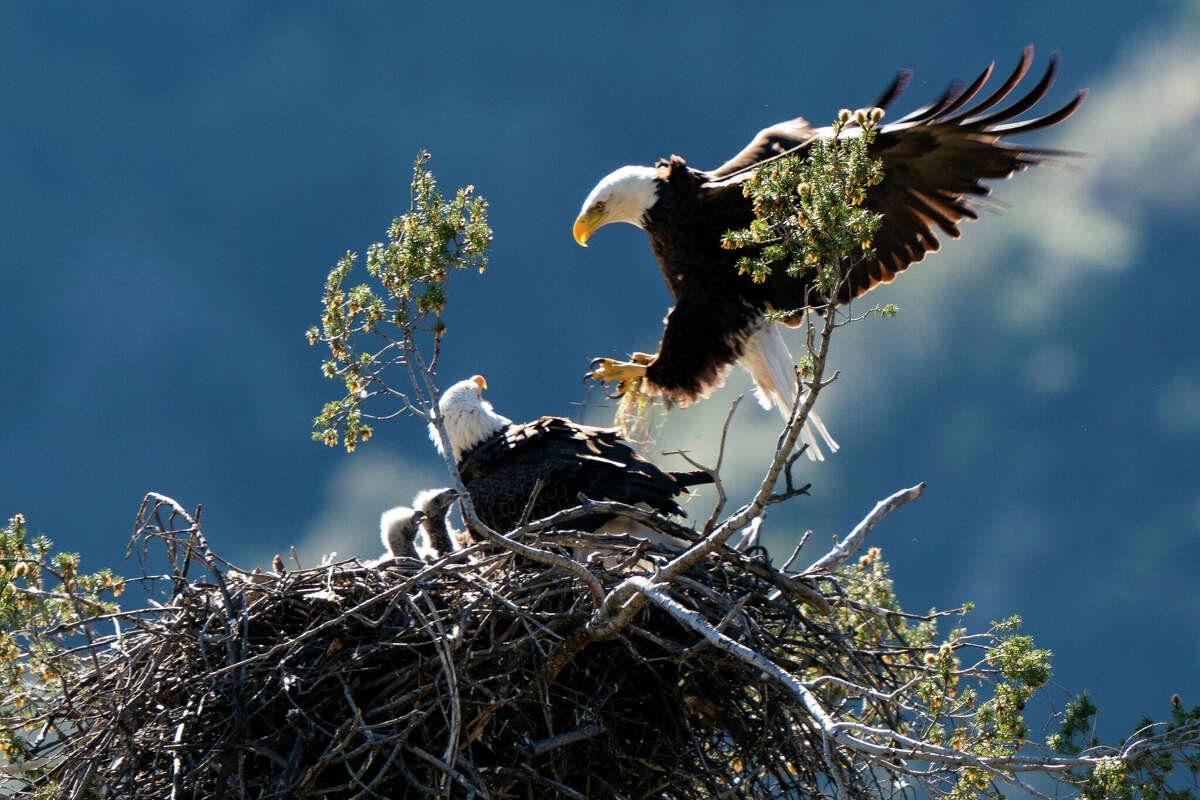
[308,152,492,452]
[723,109,884,298]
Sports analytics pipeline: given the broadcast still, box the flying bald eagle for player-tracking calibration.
[431,376,712,538]
[573,47,1085,458]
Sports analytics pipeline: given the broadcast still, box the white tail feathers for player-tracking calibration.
[739,323,840,462]
[742,322,795,413]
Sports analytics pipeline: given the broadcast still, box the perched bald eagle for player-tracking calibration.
[574,47,1085,458]
[431,376,712,536]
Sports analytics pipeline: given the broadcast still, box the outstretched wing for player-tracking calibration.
[703,47,1084,304]
[840,46,1085,302]
[705,117,819,181]
[705,68,913,181]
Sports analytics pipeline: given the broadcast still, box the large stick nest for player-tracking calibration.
[13,492,928,799]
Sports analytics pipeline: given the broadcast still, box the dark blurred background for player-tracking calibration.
[2,1,1197,743]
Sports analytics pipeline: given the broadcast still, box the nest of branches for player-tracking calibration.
[5,478,949,800]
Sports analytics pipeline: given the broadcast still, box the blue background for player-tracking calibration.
[2,1,1197,745]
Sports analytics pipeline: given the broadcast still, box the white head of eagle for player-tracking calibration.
[573,165,660,246]
[430,375,512,462]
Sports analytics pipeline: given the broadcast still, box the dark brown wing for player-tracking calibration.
[706,117,819,181]
[839,46,1086,302]
[459,417,711,533]
[705,68,913,181]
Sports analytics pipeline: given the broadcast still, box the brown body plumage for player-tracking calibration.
[459,416,711,534]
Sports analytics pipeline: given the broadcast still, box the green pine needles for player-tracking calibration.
[0,514,124,766]
[723,109,884,296]
[309,151,492,452]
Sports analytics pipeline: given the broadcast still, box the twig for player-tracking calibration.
[518,478,546,526]
[767,450,812,504]
[670,393,743,535]
[803,483,925,575]
[525,724,605,756]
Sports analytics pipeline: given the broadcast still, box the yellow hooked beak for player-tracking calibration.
[572,203,607,247]
[471,374,487,391]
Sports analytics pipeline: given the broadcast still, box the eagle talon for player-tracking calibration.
[587,356,649,387]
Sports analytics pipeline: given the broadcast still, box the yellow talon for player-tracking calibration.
[587,357,649,385]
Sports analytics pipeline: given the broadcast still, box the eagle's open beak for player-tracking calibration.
[573,206,605,247]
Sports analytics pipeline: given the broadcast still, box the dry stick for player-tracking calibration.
[141,493,248,685]
[406,744,490,799]
[418,592,462,775]
[169,719,187,800]
[665,393,744,536]
[525,724,606,757]
[802,482,925,575]
[723,551,830,615]
[518,478,546,526]
[778,531,812,573]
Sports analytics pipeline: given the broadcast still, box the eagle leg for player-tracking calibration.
[586,353,655,393]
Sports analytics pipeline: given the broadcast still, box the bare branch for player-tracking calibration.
[803,483,925,575]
